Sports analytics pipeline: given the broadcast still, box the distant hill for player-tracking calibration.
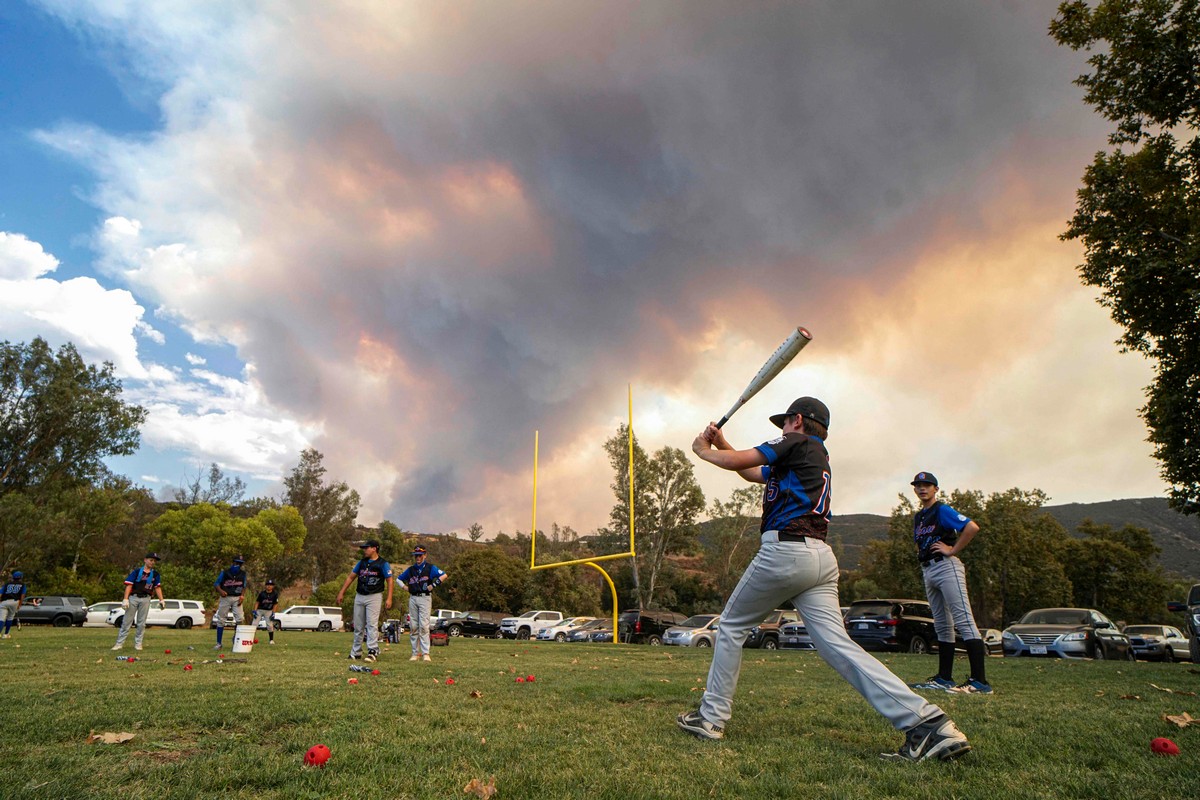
[707,498,1200,580]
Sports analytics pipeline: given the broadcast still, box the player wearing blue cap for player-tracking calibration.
[1,570,27,639]
[398,546,447,662]
[337,540,393,663]
[907,472,992,695]
[112,554,165,651]
[677,396,970,763]
[213,556,248,650]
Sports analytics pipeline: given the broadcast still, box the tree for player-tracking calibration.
[703,486,762,598]
[282,448,361,591]
[1051,1,1200,513]
[0,337,146,498]
[146,502,305,575]
[467,522,485,542]
[446,548,528,612]
[173,462,247,506]
[1061,519,1171,622]
[632,446,706,610]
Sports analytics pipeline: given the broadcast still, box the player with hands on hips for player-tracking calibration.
[253,578,281,645]
[907,472,992,695]
[1,569,27,639]
[337,539,393,663]
[213,556,248,650]
[677,396,970,763]
[398,546,447,662]
[112,553,165,651]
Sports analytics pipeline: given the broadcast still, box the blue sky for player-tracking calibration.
[0,2,1170,533]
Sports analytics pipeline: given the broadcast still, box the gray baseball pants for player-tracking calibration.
[699,533,943,731]
[352,592,383,657]
[0,599,18,623]
[409,594,432,656]
[114,595,152,648]
[216,595,243,629]
[923,556,981,642]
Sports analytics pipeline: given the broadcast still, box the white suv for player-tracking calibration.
[106,599,207,630]
[273,605,344,632]
[537,617,596,642]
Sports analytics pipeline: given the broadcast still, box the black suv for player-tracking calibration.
[617,609,688,645]
[436,611,505,639]
[745,608,802,649]
[1167,584,1200,662]
[16,596,88,627]
[844,599,937,654]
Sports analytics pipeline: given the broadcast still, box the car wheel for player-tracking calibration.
[647,635,662,646]
[908,635,930,655]
[1163,648,1175,663]
[1124,646,1136,662]
[175,617,193,630]
[112,615,125,629]
[448,625,462,637]
[1092,642,1106,660]
[762,637,778,651]
[52,615,72,628]
[274,620,282,631]
[555,632,566,642]
[517,628,530,640]
[1191,637,1200,663]
[318,621,332,632]
[696,638,711,648]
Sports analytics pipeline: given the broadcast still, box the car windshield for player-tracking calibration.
[848,603,895,618]
[578,619,606,630]
[1124,626,1166,636]
[680,615,716,628]
[1019,609,1089,625]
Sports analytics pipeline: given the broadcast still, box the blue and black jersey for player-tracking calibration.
[1,582,26,601]
[753,432,831,539]
[255,589,280,611]
[215,568,247,596]
[913,501,972,562]
[125,567,161,596]
[398,562,445,595]
[353,558,392,595]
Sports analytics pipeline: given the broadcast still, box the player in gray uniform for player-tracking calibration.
[112,553,165,651]
[213,556,248,650]
[907,472,992,695]
[677,396,971,762]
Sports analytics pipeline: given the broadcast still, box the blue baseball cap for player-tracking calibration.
[910,472,939,487]
[11,571,22,580]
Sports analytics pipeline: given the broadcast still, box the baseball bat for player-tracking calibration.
[715,326,813,429]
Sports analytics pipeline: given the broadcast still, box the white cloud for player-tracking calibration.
[185,352,206,365]
[0,232,59,280]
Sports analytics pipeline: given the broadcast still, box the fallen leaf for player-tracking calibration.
[1119,695,1143,701]
[464,776,497,799]
[517,723,529,732]
[481,737,486,744]
[1094,690,1105,697]
[433,678,440,684]
[659,679,671,683]
[470,690,483,699]
[1151,683,1199,697]
[1163,712,1200,728]
[87,731,136,745]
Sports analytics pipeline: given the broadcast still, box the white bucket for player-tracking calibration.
[231,625,256,654]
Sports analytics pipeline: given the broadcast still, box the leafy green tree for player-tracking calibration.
[1051,1,1200,513]
[524,564,603,616]
[0,337,145,498]
[147,502,305,583]
[632,446,705,610]
[282,448,361,591]
[1061,520,1171,622]
[0,491,47,575]
[602,424,652,596]
[703,486,762,598]
[50,477,152,576]
[467,522,485,542]
[173,463,247,506]
[446,548,527,612]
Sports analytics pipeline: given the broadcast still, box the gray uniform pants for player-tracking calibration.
[923,556,981,642]
[409,593,432,656]
[700,533,943,731]
[352,592,383,657]
[216,595,243,629]
[114,595,153,648]
[0,599,18,623]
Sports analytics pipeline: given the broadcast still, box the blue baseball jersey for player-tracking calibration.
[753,432,831,538]
[1,581,26,601]
[913,501,972,562]
[353,558,393,595]
[398,562,445,595]
[214,568,247,596]
[125,567,161,596]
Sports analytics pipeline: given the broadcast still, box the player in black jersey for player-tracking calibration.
[253,579,281,645]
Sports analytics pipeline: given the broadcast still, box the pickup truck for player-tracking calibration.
[500,610,564,640]
[16,596,87,627]
[1167,584,1200,662]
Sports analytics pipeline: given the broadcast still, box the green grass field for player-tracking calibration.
[1,627,1198,800]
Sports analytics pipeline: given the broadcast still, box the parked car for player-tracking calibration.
[1002,608,1133,660]
[272,605,344,632]
[745,608,801,649]
[617,609,688,645]
[1167,583,1200,662]
[15,596,87,627]
[537,617,596,642]
[107,599,207,630]
[568,618,612,642]
[1124,625,1191,662]
[436,611,506,638]
[953,628,1004,656]
[663,615,721,647]
[589,626,614,643]
[500,610,564,640]
[779,616,814,650]
[84,601,124,627]
[845,599,937,654]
